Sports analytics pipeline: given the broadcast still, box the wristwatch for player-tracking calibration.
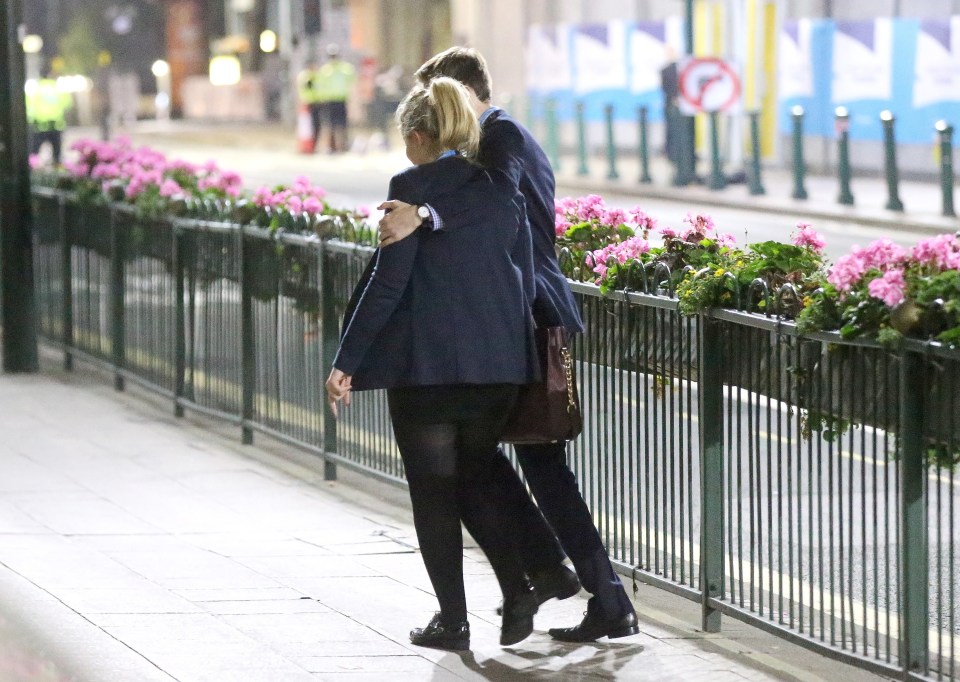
[417,205,431,224]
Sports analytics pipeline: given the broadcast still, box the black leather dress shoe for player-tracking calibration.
[410,612,470,651]
[531,564,581,604]
[496,564,581,615]
[548,608,639,642]
[500,583,539,646]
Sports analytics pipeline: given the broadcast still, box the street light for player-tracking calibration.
[21,33,42,80]
[209,55,241,86]
[260,30,277,53]
[152,59,171,120]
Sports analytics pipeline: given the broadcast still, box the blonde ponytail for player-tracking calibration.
[395,76,479,158]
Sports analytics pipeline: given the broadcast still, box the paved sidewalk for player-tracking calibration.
[0,351,896,681]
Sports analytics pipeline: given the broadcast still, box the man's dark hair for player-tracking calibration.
[414,46,492,103]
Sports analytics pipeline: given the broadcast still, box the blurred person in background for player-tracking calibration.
[297,58,325,153]
[25,61,73,164]
[370,64,405,149]
[316,43,356,153]
[92,51,113,141]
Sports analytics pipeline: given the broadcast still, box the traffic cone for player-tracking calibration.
[297,103,315,154]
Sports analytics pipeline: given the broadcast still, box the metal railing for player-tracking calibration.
[30,188,960,681]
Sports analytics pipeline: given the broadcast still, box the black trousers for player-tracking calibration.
[308,103,324,151]
[29,128,63,164]
[388,383,527,624]
[323,101,348,152]
[514,441,634,619]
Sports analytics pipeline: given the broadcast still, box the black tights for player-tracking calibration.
[389,384,525,624]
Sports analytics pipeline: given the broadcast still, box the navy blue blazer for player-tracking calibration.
[333,155,539,391]
[430,109,584,336]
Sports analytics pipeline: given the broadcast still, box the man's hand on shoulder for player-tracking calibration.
[377,200,422,247]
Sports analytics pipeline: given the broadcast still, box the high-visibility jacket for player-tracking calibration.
[297,67,323,105]
[315,59,356,103]
[25,78,73,131]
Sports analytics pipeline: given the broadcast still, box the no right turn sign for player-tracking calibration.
[677,57,742,115]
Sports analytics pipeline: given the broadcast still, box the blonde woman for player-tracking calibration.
[326,78,542,650]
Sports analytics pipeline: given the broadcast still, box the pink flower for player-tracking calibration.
[659,225,678,239]
[682,211,716,238]
[867,268,906,308]
[159,179,183,198]
[630,207,658,232]
[302,196,324,214]
[602,208,628,227]
[286,196,303,214]
[252,186,273,207]
[859,238,907,271]
[555,219,572,237]
[827,251,866,292]
[791,222,826,253]
[575,194,605,222]
[912,234,960,271]
[715,232,737,248]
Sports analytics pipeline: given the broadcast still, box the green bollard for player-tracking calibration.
[748,110,765,195]
[790,106,808,199]
[545,97,560,171]
[707,111,726,190]
[835,106,855,205]
[881,110,904,211]
[604,103,619,180]
[672,109,695,187]
[936,120,955,217]
[576,101,589,176]
[638,105,652,184]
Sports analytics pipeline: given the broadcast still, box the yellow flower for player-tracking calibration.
[802,295,813,308]
[715,268,725,277]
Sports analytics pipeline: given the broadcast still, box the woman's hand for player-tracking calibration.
[325,368,352,418]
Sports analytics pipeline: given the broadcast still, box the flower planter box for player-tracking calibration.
[65,201,111,258]
[32,193,62,246]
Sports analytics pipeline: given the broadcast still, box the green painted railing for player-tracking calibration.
[31,188,960,681]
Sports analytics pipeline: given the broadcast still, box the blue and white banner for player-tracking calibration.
[526,19,677,122]
[832,19,893,103]
[627,18,685,123]
[572,21,628,94]
[913,17,960,108]
[778,19,834,137]
[527,24,573,94]
[779,17,960,143]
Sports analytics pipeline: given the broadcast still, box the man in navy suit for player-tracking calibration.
[378,47,638,643]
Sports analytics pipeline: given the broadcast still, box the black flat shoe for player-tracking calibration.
[496,564,581,615]
[548,608,639,643]
[410,612,470,651]
[500,582,539,646]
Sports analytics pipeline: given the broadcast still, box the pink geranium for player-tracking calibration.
[827,251,867,292]
[867,268,907,308]
[791,222,826,254]
[158,179,183,198]
[591,235,651,283]
[912,234,960,271]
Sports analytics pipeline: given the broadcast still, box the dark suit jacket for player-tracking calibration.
[333,155,539,391]
[430,109,584,335]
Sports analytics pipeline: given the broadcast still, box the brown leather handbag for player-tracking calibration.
[501,326,583,445]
